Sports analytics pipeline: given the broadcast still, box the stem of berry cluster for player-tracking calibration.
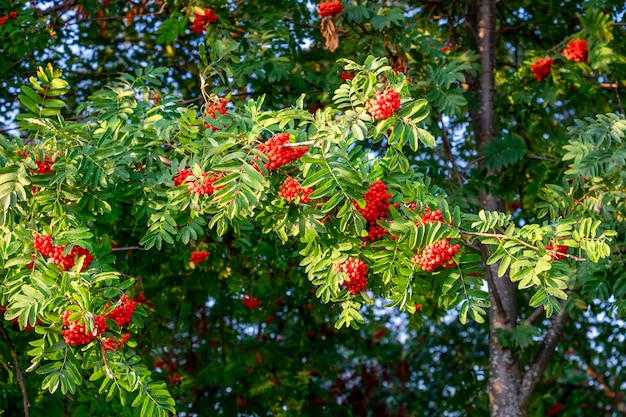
[0,321,30,417]
[459,230,586,261]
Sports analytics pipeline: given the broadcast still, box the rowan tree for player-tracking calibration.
[1,1,625,417]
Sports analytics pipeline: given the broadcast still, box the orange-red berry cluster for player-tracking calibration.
[337,257,368,294]
[318,1,343,18]
[412,239,460,272]
[187,172,225,196]
[367,88,401,120]
[105,294,137,327]
[256,133,309,171]
[102,332,131,351]
[563,39,588,63]
[204,98,228,130]
[545,244,568,260]
[530,58,554,82]
[339,71,355,81]
[190,250,211,263]
[33,233,94,271]
[278,177,312,203]
[61,311,107,346]
[190,8,218,34]
[421,206,444,224]
[0,11,17,26]
[35,156,54,174]
[357,180,392,223]
[242,295,261,309]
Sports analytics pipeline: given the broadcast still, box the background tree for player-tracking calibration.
[1,1,625,417]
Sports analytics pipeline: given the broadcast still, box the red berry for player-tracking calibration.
[337,257,368,294]
[412,239,460,272]
[33,233,93,271]
[421,207,444,224]
[189,8,218,34]
[190,250,211,263]
[105,294,137,327]
[242,295,261,309]
[61,311,107,346]
[187,172,225,196]
[204,97,228,130]
[256,133,309,171]
[530,57,553,82]
[563,39,588,63]
[367,88,401,120]
[278,177,313,203]
[355,180,392,223]
[545,244,568,260]
[174,169,193,186]
[318,1,343,18]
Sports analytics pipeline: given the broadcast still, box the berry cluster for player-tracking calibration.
[545,244,568,260]
[256,133,309,171]
[35,156,54,174]
[412,239,460,272]
[190,8,218,34]
[563,39,588,63]
[278,177,313,203]
[530,57,554,82]
[242,295,261,309]
[61,310,107,346]
[204,98,228,130]
[339,71,355,81]
[421,207,444,224]
[356,180,392,223]
[173,169,192,186]
[188,172,225,196]
[0,11,17,26]
[33,233,94,271]
[318,1,344,18]
[337,257,368,294]
[105,294,137,327]
[364,222,388,242]
[190,250,211,264]
[367,88,401,120]
[102,333,131,351]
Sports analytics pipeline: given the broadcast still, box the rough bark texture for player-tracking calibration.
[466,1,572,416]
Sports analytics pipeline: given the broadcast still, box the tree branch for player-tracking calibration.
[524,306,546,326]
[519,306,569,410]
[584,362,626,416]
[0,321,30,417]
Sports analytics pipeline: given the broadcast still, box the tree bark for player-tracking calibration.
[466,1,571,416]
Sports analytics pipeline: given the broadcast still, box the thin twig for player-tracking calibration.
[436,111,464,188]
[111,246,145,252]
[0,321,30,417]
[524,306,546,326]
[460,229,586,261]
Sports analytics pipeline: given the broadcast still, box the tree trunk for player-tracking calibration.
[466,1,571,416]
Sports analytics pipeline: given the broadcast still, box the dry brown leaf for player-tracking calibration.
[321,17,339,52]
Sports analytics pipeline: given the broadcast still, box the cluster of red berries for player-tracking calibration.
[421,207,445,224]
[0,11,17,26]
[563,39,588,63]
[173,169,192,186]
[356,180,392,223]
[318,1,344,18]
[531,38,588,82]
[102,333,131,351]
[189,8,218,34]
[105,294,137,327]
[33,233,94,271]
[190,250,210,264]
[187,172,225,196]
[364,222,388,242]
[336,257,368,294]
[35,156,54,174]
[367,88,401,120]
[412,239,460,272]
[440,43,455,53]
[242,295,261,309]
[61,310,107,346]
[278,177,313,203]
[339,71,355,81]
[545,244,568,260]
[530,57,554,82]
[204,98,228,130]
[256,133,309,171]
